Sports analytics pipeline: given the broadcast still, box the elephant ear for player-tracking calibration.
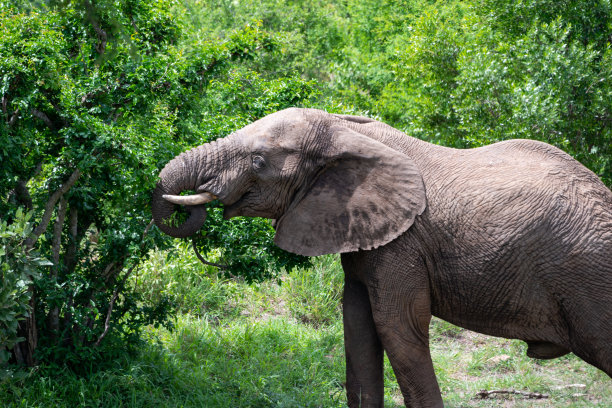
[274,126,426,256]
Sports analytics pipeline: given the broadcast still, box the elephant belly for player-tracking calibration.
[429,263,569,346]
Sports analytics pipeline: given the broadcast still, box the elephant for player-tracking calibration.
[151,108,612,407]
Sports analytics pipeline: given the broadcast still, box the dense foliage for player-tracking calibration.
[0,209,51,368]
[189,0,612,185]
[0,0,312,367]
[1,0,611,372]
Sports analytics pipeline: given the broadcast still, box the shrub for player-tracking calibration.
[0,0,313,367]
[0,209,51,369]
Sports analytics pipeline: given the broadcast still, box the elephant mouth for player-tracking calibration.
[222,192,252,219]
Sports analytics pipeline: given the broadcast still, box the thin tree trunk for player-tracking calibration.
[48,197,67,338]
[64,204,79,273]
[15,295,38,366]
[25,168,81,249]
[62,211,83,348]
[16,169,79,365]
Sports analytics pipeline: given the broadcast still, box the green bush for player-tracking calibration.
[454,12,612,184]
[0,0,314,367]
[132,243,243,319]
[0,209,51,368]
[193,208,311,282]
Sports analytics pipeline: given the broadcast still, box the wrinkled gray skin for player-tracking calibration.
[152,108,612,407]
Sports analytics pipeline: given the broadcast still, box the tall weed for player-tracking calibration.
[131,244,244,319]
[284,255,344,327]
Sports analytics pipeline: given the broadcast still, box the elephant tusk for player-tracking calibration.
[162,192,217,206]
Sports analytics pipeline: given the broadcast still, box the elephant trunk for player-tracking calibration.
[152,143,213,238]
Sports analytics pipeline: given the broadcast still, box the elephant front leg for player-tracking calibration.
[372,289,443,408]
[344,277,384,407]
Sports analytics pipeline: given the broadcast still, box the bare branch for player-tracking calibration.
[191,236,229,270]
[8,108,19,127]
[31,109,56,130]
[94,292,119,347]
[84,0,107,56]
[25,168,82,249]
[475,389,549,400]
[102,261,118,281]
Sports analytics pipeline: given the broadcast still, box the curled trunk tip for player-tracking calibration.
[152,184,208,238]
[151,145,211,238]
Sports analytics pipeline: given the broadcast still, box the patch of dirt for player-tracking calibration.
[243,297,295,323]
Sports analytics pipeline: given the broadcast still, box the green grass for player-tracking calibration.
[430,328,611,407]
[1,252,610,407]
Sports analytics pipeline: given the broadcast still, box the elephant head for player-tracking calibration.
[152,108,427,256]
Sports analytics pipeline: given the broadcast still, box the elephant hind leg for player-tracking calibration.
[562,299,612,377]
[570,338,612,377]
[569,335,612,377]
[526,341,570,359]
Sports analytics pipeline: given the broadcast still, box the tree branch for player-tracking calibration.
[14,179,33,210]
[8,163,42,211]
[51,196,67,271]
[191,236,229,270]
[31,109,56,130]
[8,108,19,127]
[64,204,79,273]
[475,389,549,399]
[84,0,107,56]
[81,90,98,105]
[25,168,82,249]
[102,261,118,282]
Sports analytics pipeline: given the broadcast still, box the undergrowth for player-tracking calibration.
[0,249,609,407]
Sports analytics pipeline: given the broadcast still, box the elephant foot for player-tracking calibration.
[526,341,570,359]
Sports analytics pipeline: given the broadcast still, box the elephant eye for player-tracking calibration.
[252,155,266,170]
